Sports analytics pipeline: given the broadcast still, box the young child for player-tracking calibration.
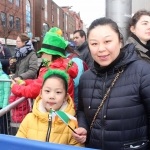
[16,69,83,147]
[11,27,78,102]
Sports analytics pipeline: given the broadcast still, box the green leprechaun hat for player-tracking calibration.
[37,27,68,58]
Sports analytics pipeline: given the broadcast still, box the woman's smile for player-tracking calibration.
[98,54,109,60]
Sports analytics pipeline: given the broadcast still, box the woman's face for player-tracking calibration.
[16,37,25,48]
[88,25,121,67]
[130,15,150,44]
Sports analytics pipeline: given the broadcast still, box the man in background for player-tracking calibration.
[73,30,93,68]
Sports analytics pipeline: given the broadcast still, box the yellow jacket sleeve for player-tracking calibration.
[16,113,31,138]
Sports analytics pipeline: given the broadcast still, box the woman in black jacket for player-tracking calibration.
[72,17,150,150]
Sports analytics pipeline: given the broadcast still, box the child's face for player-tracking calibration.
[41,53,52,61]
[40,77,68,111]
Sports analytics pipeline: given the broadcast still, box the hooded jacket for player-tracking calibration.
[16,95,83,147]
[11,57,78,101]
[77,44,150,150]
[126,36,150,63]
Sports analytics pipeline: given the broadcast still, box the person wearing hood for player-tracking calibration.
[126,10,150,63]
[72,17,150,150]
[9,33,38,81]
[16,69,83,147]
[11,27,78,102]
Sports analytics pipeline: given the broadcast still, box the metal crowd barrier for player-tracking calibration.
[0,134,95,150]
[0,79,30,135]
[0,97,26,117]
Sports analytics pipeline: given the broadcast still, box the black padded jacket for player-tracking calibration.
[78,44,150,150]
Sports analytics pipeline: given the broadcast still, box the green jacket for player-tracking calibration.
[0,71,10,108]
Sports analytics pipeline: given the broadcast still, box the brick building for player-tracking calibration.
[0,0,83,51]
[0,0,35,47]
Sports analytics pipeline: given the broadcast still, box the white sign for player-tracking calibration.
[0,38,16,45]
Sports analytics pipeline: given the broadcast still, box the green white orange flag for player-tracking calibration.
[50,109,78,128]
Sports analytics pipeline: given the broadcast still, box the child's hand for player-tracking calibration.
[72,127,87,143]
[10,79,16,88]
[14,77,21,82]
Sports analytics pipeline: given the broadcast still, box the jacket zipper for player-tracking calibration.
[45,113,52,142]
[101,72,107,150]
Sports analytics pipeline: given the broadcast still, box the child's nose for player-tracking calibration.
[49,92,55,99]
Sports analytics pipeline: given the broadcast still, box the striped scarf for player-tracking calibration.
[15,40,34,61]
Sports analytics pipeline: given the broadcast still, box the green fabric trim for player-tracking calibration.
[43,69,69,86]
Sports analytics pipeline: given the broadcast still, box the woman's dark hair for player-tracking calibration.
[42,74,68,94]
[129,10,150,28]
[18,33,30,42]
[51,55,62,62]
[65,45,80,58]
[87,17,123,42]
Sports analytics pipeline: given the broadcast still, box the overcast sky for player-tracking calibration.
[53,0,106,27]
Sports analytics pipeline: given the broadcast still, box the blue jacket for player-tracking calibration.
[66,53,84,109]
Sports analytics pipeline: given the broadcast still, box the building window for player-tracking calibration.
[44,0,47,20]
[52,3,53,10]
[44,0,47,5]
[1,12,6,26]
[8,0,13,3]
[16,17,20,30]
[66,15,67,31]
[26,0,31,32]
[43,23,49,38]
[57,8,59,27]
[16,0,20,6]
[9,15,14,28]
[52,14,54,22]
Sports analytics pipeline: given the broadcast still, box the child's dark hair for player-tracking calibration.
[42,70,69,93]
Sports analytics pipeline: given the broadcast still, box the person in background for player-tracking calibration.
[9,33,38,82]
[68,40,76,50]
[16,69,83,147]
[0,41,12,74]
[72,17,150,150]
[73,30,93,68]
[126,10,150,63]
[10,27,78,103]
[0,62,10,134]
[66,45,88,110]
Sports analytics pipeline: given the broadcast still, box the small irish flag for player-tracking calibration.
[50,109,78,133]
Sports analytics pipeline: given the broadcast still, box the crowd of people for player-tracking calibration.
[0,9,150,150]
